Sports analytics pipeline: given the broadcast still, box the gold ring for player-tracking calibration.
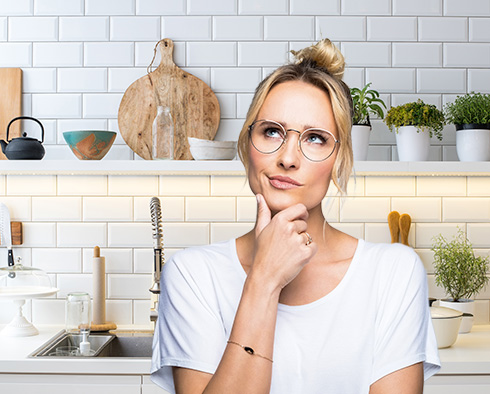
[303,232,312,246]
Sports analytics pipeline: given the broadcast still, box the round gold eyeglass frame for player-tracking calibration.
[248,119,340,162]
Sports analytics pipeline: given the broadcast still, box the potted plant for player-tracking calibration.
[384,99,445,161]
[432,228,489,333]
[444,92,490,161]
[350,83,386,161]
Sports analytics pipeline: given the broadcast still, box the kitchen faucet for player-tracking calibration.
[149,197,164,322]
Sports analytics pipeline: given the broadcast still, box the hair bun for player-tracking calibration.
[290,39,345,79]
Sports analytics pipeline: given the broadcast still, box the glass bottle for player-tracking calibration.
[152,106,174,160]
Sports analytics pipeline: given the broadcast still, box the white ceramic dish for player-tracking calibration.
[430,306,463,348]
[188,137,237,160]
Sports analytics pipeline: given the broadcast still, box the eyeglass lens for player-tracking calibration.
[250,120,337,161]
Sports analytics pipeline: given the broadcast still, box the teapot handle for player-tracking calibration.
[6,116,44,143]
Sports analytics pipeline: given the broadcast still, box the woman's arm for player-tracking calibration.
[174,277,281,394]
[370,363,423,394]
[173,195,317,394]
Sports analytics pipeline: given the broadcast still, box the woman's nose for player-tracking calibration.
[277,131,301,168]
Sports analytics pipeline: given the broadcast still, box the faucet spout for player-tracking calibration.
[149,248,162,294]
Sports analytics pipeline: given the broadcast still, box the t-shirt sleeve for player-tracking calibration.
[370,246,441,385]
[151,252,227,393]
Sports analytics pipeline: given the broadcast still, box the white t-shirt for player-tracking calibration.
[151,238,441,393]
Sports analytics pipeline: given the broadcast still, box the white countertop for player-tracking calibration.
[437,324,490,375]
[1,324,490,376]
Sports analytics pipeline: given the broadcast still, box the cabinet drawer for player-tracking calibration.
[0,374,141,394]
[425,375,490,393]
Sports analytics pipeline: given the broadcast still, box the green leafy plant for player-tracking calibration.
[444,92,490,128]
[384,99,445,140]
[350,83,387,126]
[432,228,489,301]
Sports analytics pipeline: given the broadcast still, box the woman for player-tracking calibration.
[151,39,440,394]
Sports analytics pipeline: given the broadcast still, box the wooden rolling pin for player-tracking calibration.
[91,246,117,332]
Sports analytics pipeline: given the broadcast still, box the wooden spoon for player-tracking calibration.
[387,211,400,243]
[399,213,412,246]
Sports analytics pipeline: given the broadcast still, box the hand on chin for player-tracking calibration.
[262,191,300,215]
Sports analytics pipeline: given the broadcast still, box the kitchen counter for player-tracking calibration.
[0,325,152,375]
[437,324,490,374]
[1,324,490,376]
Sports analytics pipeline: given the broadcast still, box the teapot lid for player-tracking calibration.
[13,133,39,141]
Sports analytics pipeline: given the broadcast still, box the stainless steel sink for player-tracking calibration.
[29,330,153,358]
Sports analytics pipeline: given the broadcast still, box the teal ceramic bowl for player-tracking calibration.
[63,131,116,160]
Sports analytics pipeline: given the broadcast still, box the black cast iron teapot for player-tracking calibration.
[1,116,45,160]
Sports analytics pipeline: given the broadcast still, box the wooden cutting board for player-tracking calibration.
[0,68,22,160]
[118,38,220,160]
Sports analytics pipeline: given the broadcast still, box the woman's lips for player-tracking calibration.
[269,176,302,190]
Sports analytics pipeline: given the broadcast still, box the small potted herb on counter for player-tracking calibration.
[384,99,445,161]
[432,228,489,333]
[444,92,490,161]
[350,83,386,161]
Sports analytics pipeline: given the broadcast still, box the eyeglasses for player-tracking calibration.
[248,119,339,162]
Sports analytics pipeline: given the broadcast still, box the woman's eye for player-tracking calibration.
[264,127,283,138]
[304,132,328,144]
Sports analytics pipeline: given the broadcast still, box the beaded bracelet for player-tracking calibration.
[227,340,273,363]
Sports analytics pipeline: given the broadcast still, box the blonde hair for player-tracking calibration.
[237,39,353,194]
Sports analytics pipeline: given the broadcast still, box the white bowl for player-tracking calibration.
[430,306,463,348]
[188,137,237,160]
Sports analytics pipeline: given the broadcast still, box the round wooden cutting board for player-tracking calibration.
[118,38,220,160]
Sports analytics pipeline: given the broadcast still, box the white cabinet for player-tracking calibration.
[0,374,141,394]
[142,375,171,393]
[425,375,490,393]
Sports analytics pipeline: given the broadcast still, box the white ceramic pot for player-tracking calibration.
[430,306,463,348]
[395,126,430,161]
[439,299,475,333]
[456,128,490,161]
[351,125,371,161]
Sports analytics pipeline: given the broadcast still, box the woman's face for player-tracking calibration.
[248,80,339,214]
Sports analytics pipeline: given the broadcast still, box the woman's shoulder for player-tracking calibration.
[359,240,425,276]
[163,239,238,278]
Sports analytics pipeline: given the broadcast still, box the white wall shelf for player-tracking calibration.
[0,160,490,176]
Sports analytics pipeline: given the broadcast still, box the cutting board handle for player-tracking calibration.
[158,39,175,68]
[147,38,175,74]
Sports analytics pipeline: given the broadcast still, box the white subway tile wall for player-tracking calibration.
[0,0,488,158]
[0,1,490,326]
[3,173,486,325]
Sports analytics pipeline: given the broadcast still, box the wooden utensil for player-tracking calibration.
[399,213,412,246]
[0,68,22,160]
[387,211,400,243]
[118,38,220,160]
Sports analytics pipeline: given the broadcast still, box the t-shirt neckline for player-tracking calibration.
[229,238,364,310]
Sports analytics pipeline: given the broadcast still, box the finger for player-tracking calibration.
[255,194,271,236]
[277,203,309,223]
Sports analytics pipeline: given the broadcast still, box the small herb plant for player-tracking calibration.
[350,83,387,126]
[444,92,490,128]
[432,228,489,301]
[384,99,445,140]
